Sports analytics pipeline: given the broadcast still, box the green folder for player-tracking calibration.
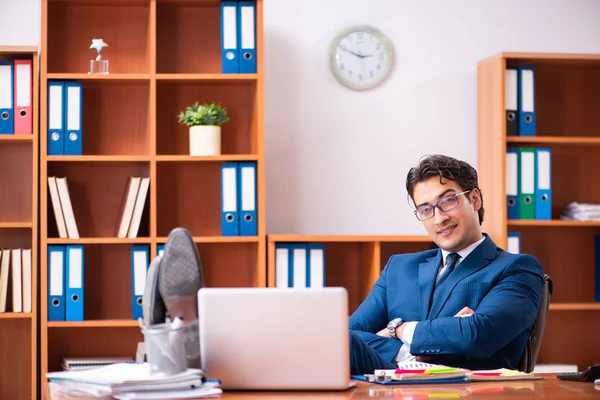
[518,148,536,219]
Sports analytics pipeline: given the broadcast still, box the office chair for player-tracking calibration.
[518,274,553,373]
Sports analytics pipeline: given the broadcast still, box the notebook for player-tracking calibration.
[197,287,353,390]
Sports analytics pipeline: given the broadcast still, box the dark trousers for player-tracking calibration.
[349,329,398,375]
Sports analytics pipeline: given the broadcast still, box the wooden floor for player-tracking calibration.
[45,375,599,399]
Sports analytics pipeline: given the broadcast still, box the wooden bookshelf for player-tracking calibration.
[477,52,600,370]
[40,0,265,394]
[0,46,39,400]
[267,235,434,314]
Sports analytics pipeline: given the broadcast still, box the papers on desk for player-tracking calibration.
[356,362,470,385]
[46,362,222,399]
[353,362,541,385]
[470,368,540,381]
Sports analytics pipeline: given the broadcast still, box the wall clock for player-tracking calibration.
[329,25,394,91]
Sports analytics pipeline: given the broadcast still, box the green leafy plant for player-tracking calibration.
[177,101,230,127]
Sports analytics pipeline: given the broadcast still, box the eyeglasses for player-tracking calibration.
[414,190,471,221]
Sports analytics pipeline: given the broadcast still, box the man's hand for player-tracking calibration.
[455,306,475,318]
[376,327,389,337]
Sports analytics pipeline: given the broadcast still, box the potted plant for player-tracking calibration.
[177,101,230,156]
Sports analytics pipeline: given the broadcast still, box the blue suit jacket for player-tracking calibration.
[349,233,544,370]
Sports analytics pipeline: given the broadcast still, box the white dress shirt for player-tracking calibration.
[394,235,486,364]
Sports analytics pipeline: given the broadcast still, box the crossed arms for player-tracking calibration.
[348,254,544,359]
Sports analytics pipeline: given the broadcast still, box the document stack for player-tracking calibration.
[46,362,222,399]
[560,202,600,221]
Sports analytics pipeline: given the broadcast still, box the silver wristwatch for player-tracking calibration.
[387,317,404,339]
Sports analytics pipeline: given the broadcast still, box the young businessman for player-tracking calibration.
[349,154,544,374]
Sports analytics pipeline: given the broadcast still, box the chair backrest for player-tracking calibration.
[518,274,553,373]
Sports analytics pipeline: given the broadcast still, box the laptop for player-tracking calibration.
[197,287,353,390]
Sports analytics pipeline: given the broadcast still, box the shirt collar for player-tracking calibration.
[441,235,486,266]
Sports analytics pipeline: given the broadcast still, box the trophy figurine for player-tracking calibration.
[89,38,109,74]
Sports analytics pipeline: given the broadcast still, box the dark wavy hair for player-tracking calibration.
[405,154,484,225]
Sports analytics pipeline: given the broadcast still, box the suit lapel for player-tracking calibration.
[428,235,497,319]
[419,251,442,321]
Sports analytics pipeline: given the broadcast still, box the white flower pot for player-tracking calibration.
[189,125,221,156]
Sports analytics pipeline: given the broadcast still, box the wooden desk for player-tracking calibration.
[45,376,599,399]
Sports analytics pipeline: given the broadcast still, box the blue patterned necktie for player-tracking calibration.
[433,252,460,298]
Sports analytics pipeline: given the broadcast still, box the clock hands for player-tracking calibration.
[340,47,373,59]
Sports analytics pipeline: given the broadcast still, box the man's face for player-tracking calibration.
[412,176,482,252]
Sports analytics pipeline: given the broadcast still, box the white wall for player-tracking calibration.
[3,0,600,236]
[0,0,40,48]
[264,0,600,235]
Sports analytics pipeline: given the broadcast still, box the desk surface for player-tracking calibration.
[46,376,600,399]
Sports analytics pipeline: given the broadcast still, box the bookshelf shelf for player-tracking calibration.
[157,0,224,5]
[477,52,600,370]
[48,156,153,162]
[507,136,600,145]
[156,81,258,156]
[0,313,33,319]
[49,0,149,4]
[156,236,259,243]
[47,238,152,244]
[46,162,150,239]
[271,235,432,243]
[508,220,600,227]
[0,223,33,229]
[47,2,151,74]
[156,73,259,82]
[156,162,230,236]
[40,0,266,393]
[0,143,33,223]
[0,135,34,142]
[47,326,142,374]
[0,229,34,249]
[196,242,263,287]
[155,154,259,162]
[46,73,152,82]
[0,46,38,400]
[550,303,600,311]
[48,320,139,328]
[156,1,221,74]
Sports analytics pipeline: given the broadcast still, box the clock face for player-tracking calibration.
[330,26,394,91]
